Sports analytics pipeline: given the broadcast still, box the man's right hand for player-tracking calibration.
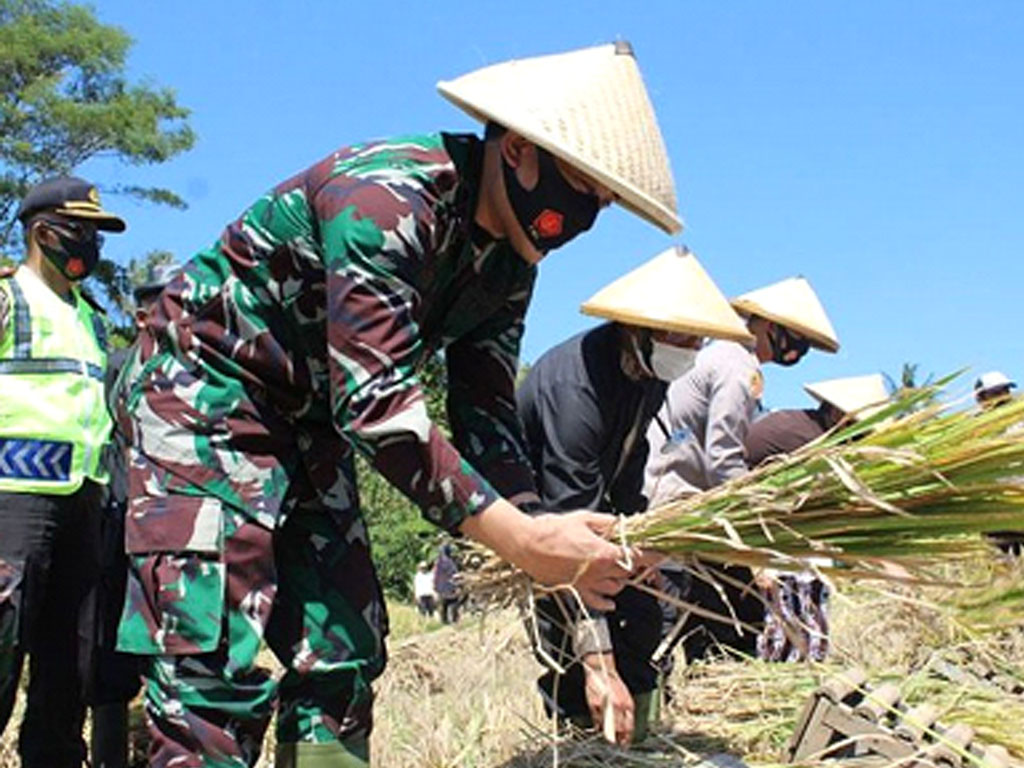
[583,652,635,745]
[459,501,635,611]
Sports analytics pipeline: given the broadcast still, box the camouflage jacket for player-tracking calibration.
[117,133,539,549]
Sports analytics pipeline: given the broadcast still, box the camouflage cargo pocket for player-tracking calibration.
[118,496,226,655]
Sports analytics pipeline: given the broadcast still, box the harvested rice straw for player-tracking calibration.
[468,380,1024,604]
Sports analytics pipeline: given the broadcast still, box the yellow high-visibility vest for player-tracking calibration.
[0,265,112,494]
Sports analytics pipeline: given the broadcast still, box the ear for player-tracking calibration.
[32,220,59,249]
[499,131,532,168]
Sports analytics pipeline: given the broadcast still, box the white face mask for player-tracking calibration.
[649,340,699,382]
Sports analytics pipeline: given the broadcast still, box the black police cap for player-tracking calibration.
[16,176,126,232]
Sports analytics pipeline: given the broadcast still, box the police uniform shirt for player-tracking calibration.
[643,340,762,507]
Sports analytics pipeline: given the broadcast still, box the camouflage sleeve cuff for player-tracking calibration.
[365,421,501,533]
[431,454,502,533]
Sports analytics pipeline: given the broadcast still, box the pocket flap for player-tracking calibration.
[125,495,223,554]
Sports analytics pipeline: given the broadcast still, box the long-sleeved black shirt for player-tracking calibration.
[517,322,666,515]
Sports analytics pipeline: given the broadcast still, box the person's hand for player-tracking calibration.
[583,652,634,745]
[518,510,636,610]
[460,500,636,610]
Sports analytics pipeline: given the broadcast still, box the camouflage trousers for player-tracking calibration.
[119,502,387,768]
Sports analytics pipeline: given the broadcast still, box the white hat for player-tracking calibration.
[580,246,754,342]
[437,42,681,235]
[731,277,839,353]
[804,374,891,421]
[975,371,1017,396]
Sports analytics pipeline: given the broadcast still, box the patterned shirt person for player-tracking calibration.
[744,407,833,662]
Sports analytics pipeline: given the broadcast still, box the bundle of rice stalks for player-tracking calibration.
[634,381,1024,574]
[471,380,1024,606]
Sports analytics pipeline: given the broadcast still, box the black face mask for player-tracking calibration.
[502,146,600,254]
[37,218,102,281]
[769,324,810,366]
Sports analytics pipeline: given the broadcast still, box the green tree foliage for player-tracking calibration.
[360,355,453,600]
[0,0,195,250]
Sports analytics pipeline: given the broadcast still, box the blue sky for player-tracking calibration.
[84,1,1024,409]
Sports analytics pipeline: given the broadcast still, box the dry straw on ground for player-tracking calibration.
[3,569,1022,767]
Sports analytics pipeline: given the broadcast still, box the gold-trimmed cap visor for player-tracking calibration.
[16,176,126,232]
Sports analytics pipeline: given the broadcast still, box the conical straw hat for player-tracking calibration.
[805,374,891,421]
[438,42,681,235]
[731,277,839,352]
[580,246,754,342]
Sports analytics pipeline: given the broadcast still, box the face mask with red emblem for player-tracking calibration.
[502,145,599,254]
[37,217,102,281]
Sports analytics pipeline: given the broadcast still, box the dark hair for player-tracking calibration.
[484,121,507,140]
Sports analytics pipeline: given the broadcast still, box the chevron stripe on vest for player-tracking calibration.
[0,438,73,482]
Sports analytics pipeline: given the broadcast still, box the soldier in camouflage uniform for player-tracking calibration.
[113,44,681,767]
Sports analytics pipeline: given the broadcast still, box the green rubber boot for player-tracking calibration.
[275,740,370,768]
[633,691,654,743]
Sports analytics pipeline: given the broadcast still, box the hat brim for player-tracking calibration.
[54,206,127,232]
[731,299,839,353]
[581,304,753,343]
[440,91,682,235]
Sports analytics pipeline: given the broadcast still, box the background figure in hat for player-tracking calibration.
[642,276,839,660]
[90,261,182,768]
[0,176,124,768]
[516,247,752,744]
[971,371,1023,555]
[112,43,678,767]
[745,373,890,662]
[974,371,1016,409]
[744,372,889,468]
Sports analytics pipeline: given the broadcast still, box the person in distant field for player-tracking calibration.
[745,373,890,662]
[91,262,182,768]
[643,276,840,661]
[973,371,1023,555]
[974,371,1016,409]
[0,176,124,768]
[111,41,681,767]
[412,562,436,618]
[433,545,461,625]
[517,247,752,744]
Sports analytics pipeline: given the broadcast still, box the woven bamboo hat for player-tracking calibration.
[805,374,891,421]
[437,42,681,235]
[580,246,753,342]
[731,277,839,352]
